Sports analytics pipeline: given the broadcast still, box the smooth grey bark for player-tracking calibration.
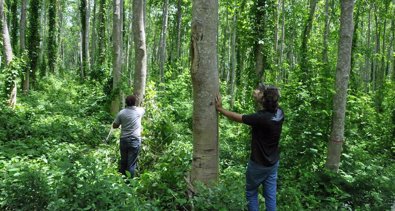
[159,0,168,82]
[325,0,355,172]
[190,0,219,186]
[111,0,123,116]
[1,0,15,108]
[132,0,147,106]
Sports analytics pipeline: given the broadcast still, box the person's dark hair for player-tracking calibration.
[125,95,137,106]
[262,86,280,112]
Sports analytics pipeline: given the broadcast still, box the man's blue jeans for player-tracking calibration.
[246,160,279,211]
[119,136,141,178]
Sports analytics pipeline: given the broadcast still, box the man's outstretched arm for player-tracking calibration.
[215,94,243,123]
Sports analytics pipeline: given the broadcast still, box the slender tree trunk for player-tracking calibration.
[325,0,355,172]
[27,0,40,89]
[132,0,147,106]
[80,0,90,79]
[323,0,330,65]
[97,0,106,67]
[190,0,219,186]
[90,0,97,69]
[111,0,123,115]
[253,0,267,81]
[176,0,182,60]
[159,0,169,82]
[21,0,28,93]
[229,6,237,109]
[48,0,57,73]
[279,0,285,80]
[1,0,15,108]
[300,0,318,81]
[10,0,17,53]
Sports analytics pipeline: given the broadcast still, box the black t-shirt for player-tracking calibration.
[242,108,284,166]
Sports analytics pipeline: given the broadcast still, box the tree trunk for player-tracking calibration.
[279,0,285,80]
[176,0,182,60]
[1,0,15,108]
[132,0,147,106]
[159,0,169,82]
[322,0,330,65]
[325,0,355,172]
[80,0,90,79]
[97,0,106,67]
[253,0,267,81]
[10,0,17,53]
[21,0,28,93]
[48,0,57,73]
[190,0,219,186]
[300,0,318,81]
[111,0,123,115]
[90,0,97,69]
[27,0,40,89]
[229,7,237,109]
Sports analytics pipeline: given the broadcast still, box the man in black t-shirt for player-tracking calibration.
[215,85,284,211]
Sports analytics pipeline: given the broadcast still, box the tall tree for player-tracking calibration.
[252,0,267,81]
[48,0,58,73]
[1,0,15,107]
[111,0,123,115]
[80,0,90,79]
[27,0,40,90]
[132,0,147,106]
[175,0,182,61]
[190,0,219,185]
[97,0,106,68]
[300,0,318,81]
[158,0,169,82]
[325,0,355,172]
[20,0,27,53]
[10,0,17,53]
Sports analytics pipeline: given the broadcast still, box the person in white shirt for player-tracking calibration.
[113,95,145,178]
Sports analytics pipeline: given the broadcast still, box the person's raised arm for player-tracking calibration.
[215,94,243,123]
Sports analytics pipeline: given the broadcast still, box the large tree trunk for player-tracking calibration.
[325,0,355,172]
[111,0,123,115]
[158,0,168,82]
[1,0,15,108]
[27,0,40,89]
[132,0,147,106]
[80,0,90,79]
[190,0,219,186]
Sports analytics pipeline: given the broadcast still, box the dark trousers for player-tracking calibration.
[119,136,141,178]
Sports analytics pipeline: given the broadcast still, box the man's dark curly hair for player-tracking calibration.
[262,86,280,113]
[125,95,137,106]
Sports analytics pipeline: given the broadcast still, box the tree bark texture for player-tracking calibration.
[111,0,123,116]
[300,0,318,81]
[190,0,219,186]
[132,0,147,106]
[159,0,168,82]
[80,0,90,79]
[326,0,355,172]
[1,0,15,108]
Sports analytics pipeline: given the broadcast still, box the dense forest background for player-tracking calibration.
[0,0,394,210]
